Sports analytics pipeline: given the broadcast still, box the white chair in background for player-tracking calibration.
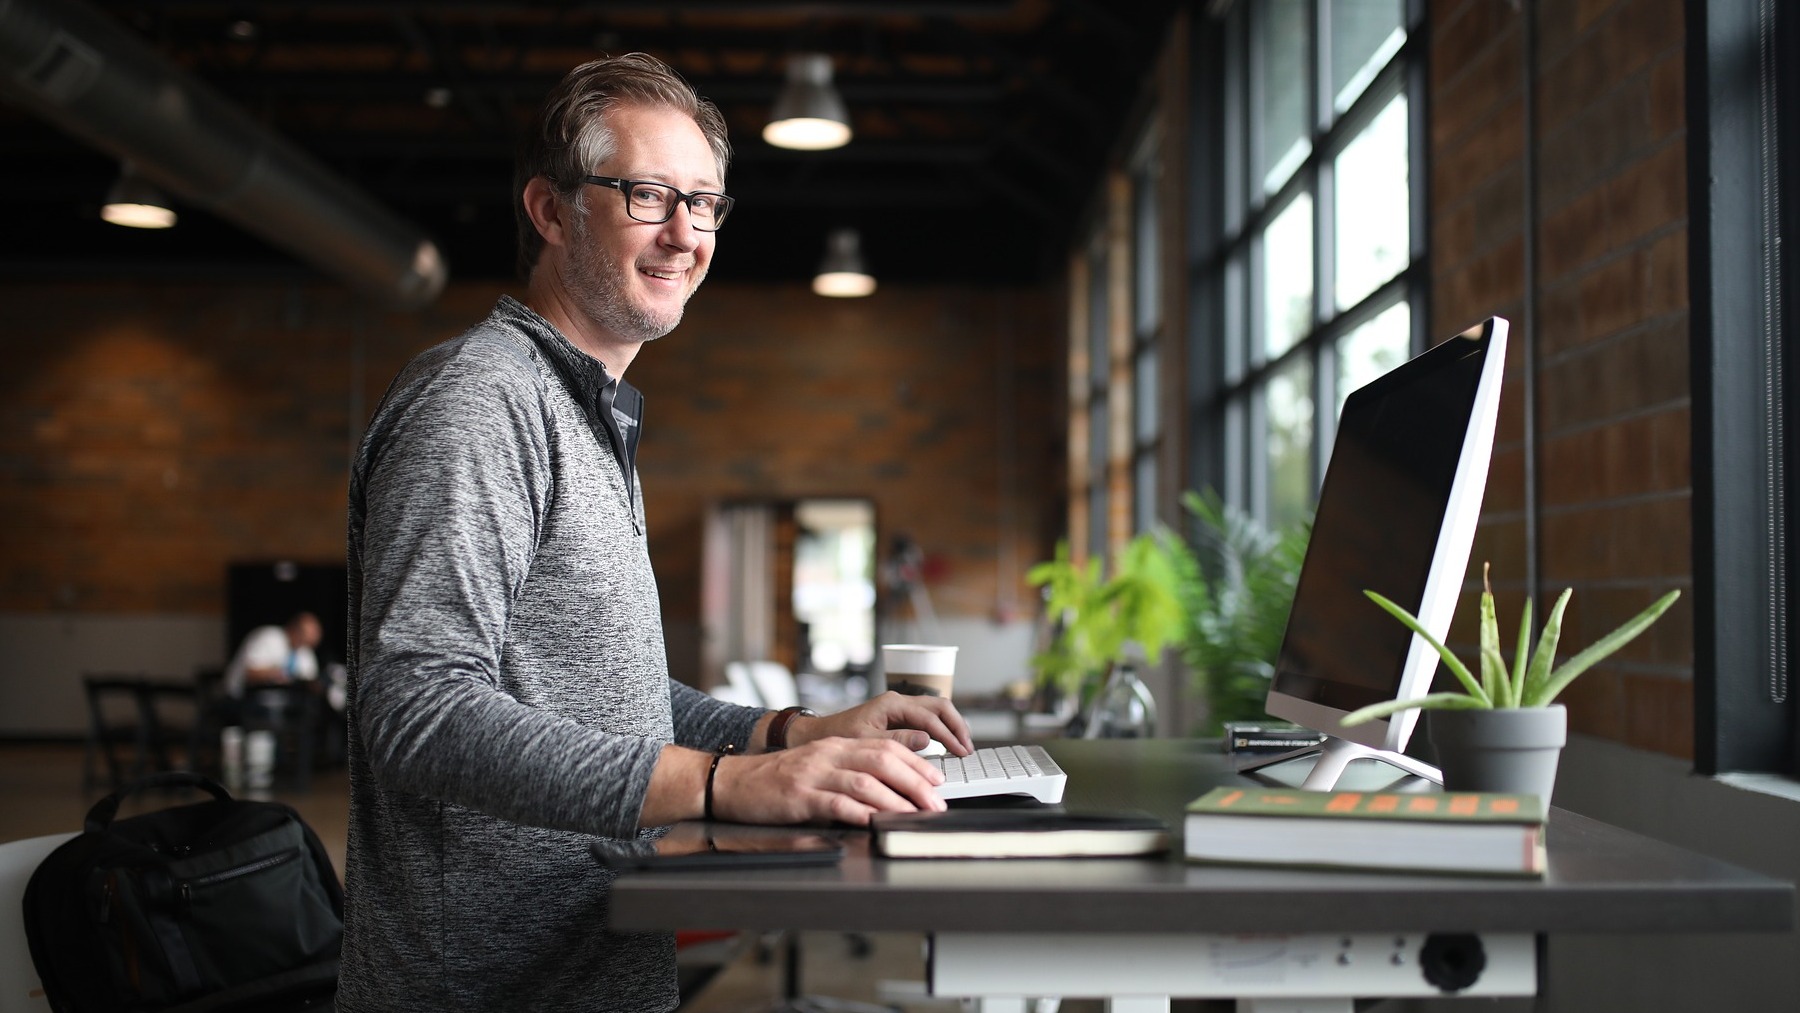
[708,662,763,707]
[746,661,800,710]
[0,832,77,1013]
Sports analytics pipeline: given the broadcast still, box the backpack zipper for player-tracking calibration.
[100,871,143,993]
[177,848,301,907]
[97,874,113,922]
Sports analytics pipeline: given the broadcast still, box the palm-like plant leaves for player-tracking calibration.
[1172,490,1309,733]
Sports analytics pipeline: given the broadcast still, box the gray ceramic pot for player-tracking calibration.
[1427,704,1568,806]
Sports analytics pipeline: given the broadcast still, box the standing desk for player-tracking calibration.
[607,738,1795,1011]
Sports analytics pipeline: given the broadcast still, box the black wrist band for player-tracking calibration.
[704,744,736,822]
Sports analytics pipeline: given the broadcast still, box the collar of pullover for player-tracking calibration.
[493,296,644,528]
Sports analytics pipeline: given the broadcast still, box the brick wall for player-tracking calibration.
[0,279,1060,689]
[1430,0,1692,757]
[631,282,1062,682]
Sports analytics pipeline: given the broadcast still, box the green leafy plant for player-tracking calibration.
[1340,564,1682,725]
[1027,533,1186,698]
[1166,490,1310,735]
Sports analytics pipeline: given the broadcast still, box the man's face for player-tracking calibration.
[562,103,720,346]
[289,615,322,649]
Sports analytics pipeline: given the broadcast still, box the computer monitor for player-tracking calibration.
[1253,316,1509,791]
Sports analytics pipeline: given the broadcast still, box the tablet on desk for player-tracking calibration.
[589,824,845,872]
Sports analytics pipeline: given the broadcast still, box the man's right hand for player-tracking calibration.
[711,736,947,826]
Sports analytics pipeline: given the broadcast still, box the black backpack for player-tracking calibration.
[23,771,343,1013]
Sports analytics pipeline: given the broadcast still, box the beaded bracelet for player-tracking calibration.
[704,743,737,822]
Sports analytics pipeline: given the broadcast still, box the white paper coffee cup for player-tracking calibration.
[882,644,957,699]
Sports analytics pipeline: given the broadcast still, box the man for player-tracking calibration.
[222,611,321,697]
[340,54,972,1012]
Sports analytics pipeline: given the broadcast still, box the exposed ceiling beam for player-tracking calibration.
[121,0,1020,15]
[180,72,1012,106]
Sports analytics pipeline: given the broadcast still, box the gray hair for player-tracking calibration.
[513,53,731,278]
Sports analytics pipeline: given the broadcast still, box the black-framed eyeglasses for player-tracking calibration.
[583,175,734,231]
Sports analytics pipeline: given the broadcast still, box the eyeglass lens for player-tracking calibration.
[622,181,730,230]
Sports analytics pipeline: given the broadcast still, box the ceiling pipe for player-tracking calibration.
[0,0,447,308]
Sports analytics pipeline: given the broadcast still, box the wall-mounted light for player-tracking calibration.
[764,53,851,151]
[101,163,176,229]
[812,228,876,298]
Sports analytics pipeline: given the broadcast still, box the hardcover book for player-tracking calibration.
[871,809,1171,859]
[1184,787,1547,876]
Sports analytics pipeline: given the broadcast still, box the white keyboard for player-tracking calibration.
[928,744,1066,803]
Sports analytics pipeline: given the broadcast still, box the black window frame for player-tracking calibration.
[1688,0,1798,775]
[1086,226,1112,561]
[1185,0,1428,524]
[1130,123,1165,536]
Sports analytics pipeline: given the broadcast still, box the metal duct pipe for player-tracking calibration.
[0,0,447,308]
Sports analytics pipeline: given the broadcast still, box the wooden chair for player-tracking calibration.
[81,676,155,789]
[82,675,208,790]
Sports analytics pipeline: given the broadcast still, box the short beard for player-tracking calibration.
[563,209,696,345]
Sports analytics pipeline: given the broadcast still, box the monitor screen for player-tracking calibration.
[1263,317,1507,766]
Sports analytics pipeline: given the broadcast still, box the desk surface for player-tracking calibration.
[608,738,1794,936]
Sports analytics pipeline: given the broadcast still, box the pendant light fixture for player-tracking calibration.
[763,53,852,151]
[812,228,876,298]
[101,163,177,229]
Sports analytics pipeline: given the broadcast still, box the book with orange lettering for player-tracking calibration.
[1183,787,1546,876]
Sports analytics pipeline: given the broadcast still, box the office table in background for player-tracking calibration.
[608,738,1794,1012]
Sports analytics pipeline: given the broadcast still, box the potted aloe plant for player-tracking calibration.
[1340,564,1680,804]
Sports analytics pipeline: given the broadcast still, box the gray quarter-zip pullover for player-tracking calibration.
[338,296,762,1011]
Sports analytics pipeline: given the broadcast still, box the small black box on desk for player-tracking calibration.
[1222,721,1326,754]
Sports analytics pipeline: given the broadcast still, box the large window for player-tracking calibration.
[1188,0,1423,528]
[1072,140,1162,565]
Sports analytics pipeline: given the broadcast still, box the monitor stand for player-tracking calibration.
[1238,736,1442,792]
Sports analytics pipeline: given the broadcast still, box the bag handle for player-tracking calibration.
[85,772,235,833]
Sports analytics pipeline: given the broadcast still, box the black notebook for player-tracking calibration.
[870,809,1170,859]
